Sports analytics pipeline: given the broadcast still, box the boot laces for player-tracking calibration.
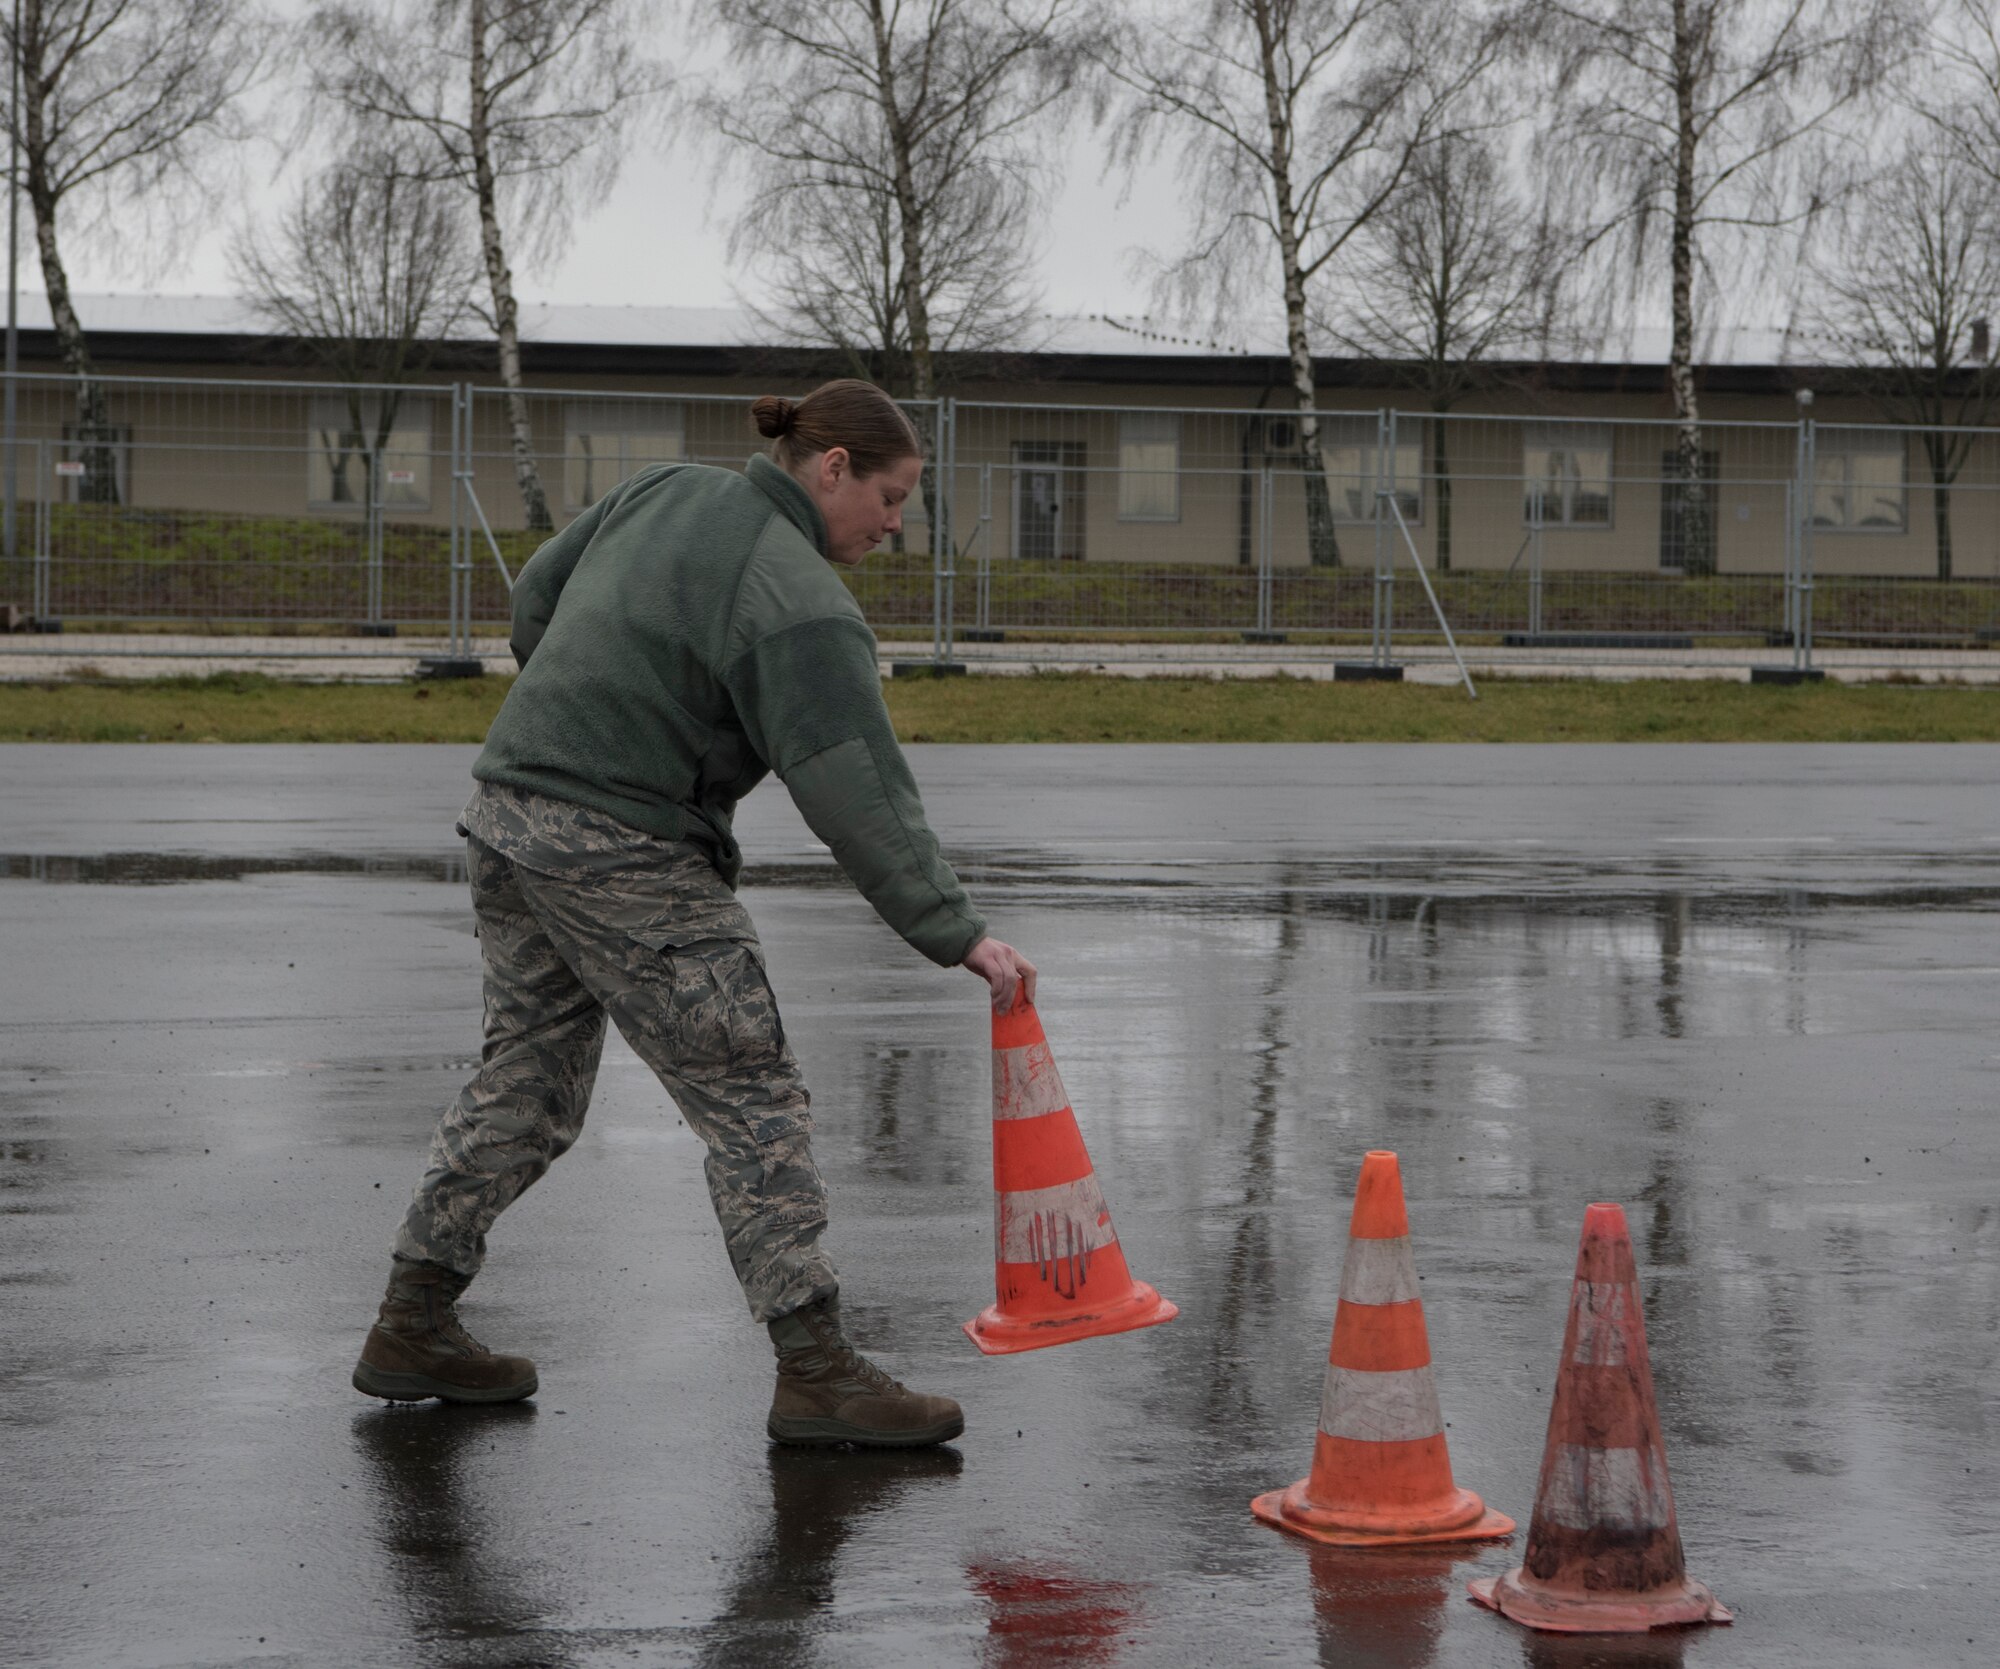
[424,1291,491,1358]
[827,1341,902,1395]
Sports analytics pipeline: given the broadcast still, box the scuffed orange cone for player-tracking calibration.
[962,993,1177,1355]
[1468,1202,1731,1634]
[1252,1151,1513,1548]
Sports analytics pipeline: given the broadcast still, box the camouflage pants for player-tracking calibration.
[393,833,834,1322]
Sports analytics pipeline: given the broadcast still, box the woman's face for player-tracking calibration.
[802,447,923,566]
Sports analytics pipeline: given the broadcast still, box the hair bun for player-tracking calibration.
[750,395,797,439]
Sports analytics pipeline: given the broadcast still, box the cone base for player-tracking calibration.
[1251,1480,1514,1549]
[962,1281,1178,1356]
[1468,1569,1733,1634]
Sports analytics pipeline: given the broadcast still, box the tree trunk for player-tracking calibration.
[1255,2,1339,566]
[868,2,935,558]
[1668,0,1710,575]
[19,8,116,505]
[870,2,931,406]
[1431,414,1452,571]
[468,0,551,532]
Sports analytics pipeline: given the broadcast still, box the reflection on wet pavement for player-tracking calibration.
[700,1447,965,1667]
[354,1403,566,1655]
[1307,1546,1481,1669]
[5,745,1998,1667]
[971,1563,1139,1666]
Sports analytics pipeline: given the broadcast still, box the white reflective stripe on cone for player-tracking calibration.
[995,1175,1117,1262]
[1570,1281,1638,1367]
[1317,1365,1445,1444]
[1541,1443,1675,1533]
[1337,1235,1422,1307]
[991,1041,1071,1121]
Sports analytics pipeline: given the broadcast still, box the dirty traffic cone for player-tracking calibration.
[1468,1202,1731,1633]
[1252,1151,1513,1547]
[962,993,1177,1355]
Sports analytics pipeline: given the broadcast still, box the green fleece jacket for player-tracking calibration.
[474,453,986,967]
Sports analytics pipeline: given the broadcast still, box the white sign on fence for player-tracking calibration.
[387,469,416,485]
[53,461,85,478]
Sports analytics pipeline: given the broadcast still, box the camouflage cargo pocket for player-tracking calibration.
[659,939,789,1075]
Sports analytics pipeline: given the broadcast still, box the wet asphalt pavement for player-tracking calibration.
[3,743,1997,1669]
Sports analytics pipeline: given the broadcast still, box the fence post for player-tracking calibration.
[450,385,466,660]
[975,460,993,635]
[1259,462,1275,636]
[1373,409,1394,666]
[1529,484,1545,636]
[939,398,956,667]
[366,448,383,628]
[33,437,48,623]
[1782,478,1796,646]
[2,370,14,565]
[1795,418,1816,675]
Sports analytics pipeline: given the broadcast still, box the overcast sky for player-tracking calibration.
[49,2,1192,329]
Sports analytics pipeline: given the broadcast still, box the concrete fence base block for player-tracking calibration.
[1241,630,1290,645]
[960,628,1006,643]
[1750,667,1826,685]
[1504,631,1693,650]
[1334,662,1404,682]
[350,622,399,639]
[890,660,969,678]
[415,657,486,680]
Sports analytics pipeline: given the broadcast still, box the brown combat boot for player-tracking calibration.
[352,1261,538,1405]
[766,1296,963,1449]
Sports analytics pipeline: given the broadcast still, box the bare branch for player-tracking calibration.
[700,0,1092,405]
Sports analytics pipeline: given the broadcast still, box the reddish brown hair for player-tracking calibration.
[751,379,921,476]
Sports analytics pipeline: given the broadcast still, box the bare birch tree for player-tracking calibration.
[1,0,271,504]
[1320,133,1571,568]
[1103,0,1516,566]
[1925,3,2000,194]
[1803,139,2000,582]
[232,149,482,505]
[309,0,665,531]
[705,1,1088,405]
[1544,0,1904,575]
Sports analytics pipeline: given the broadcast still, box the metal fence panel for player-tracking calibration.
[6,369,2000,676]
[0,371,460,632]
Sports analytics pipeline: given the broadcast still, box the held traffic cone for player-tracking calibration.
[1468,1202,1731,1633]
[1252,1151,1513,1547]
[962,993,1177,1355]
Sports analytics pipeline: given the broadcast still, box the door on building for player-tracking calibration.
[1012,441,1085,560]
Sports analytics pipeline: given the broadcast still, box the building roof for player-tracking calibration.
[8,289,1814,392]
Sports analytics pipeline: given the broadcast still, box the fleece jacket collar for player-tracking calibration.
[747,454,831,560]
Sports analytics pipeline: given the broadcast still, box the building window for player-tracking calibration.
[1118,412,1179,521]
[308,395,432,510]
[565,400,685,509]
[1317,415,1421,522]
[1813,430,1905,531]
[1524,424,1612,526]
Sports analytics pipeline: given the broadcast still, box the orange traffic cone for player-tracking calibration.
[962,993,1177,1355]
[1252,1151,1513,1547]
[1469,1202,1731,1633]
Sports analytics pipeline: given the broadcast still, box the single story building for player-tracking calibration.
[1,292,1987,579]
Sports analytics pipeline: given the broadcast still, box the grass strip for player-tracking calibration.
[2,669,1998,744]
